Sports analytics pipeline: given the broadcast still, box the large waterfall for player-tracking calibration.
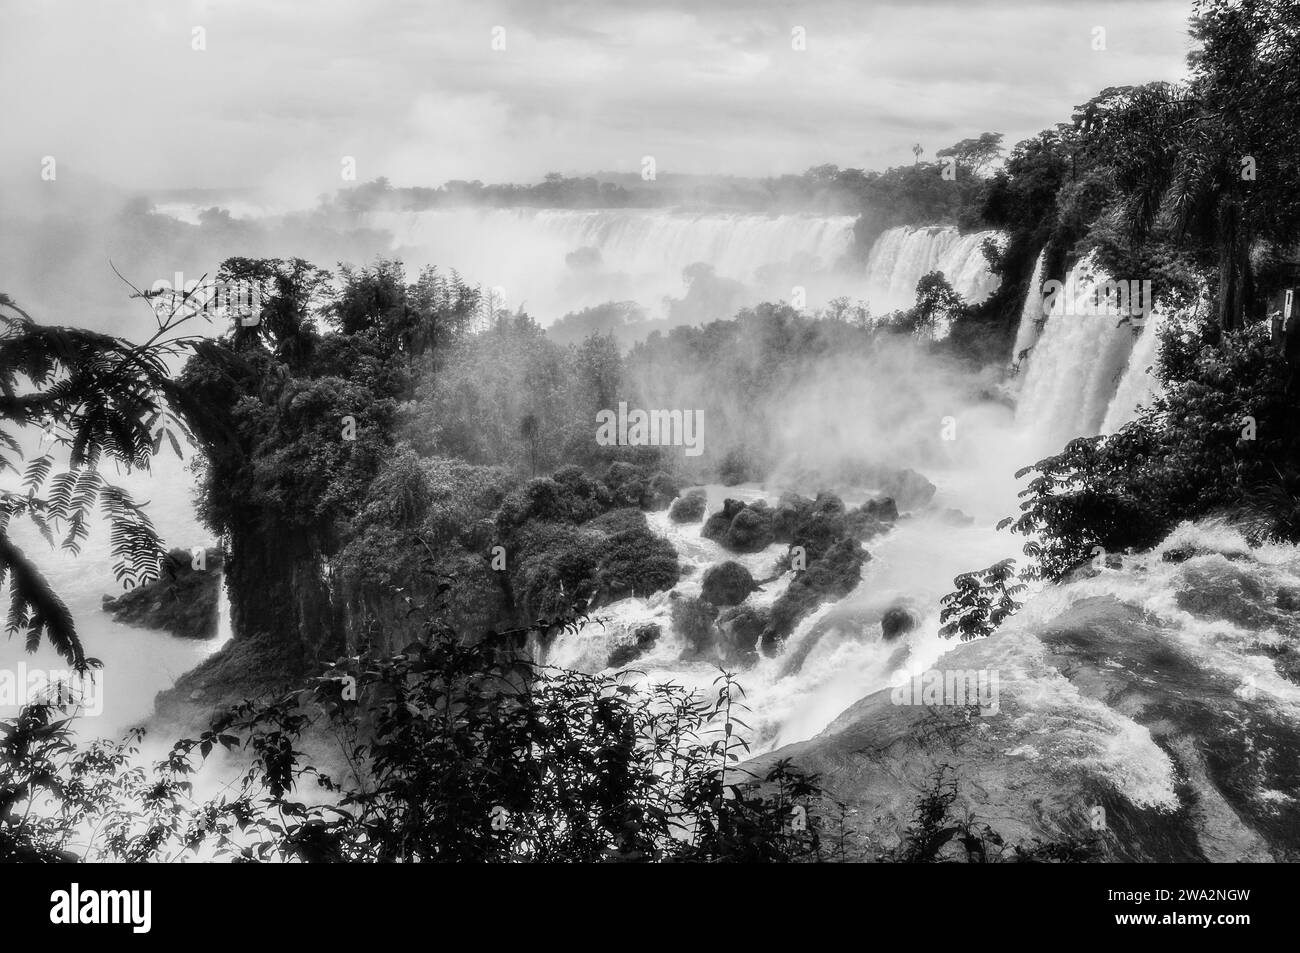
[862,224,1001,313]
[1014,253,1168,453]
[370,207,999,321]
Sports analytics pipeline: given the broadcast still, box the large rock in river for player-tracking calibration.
[743,521,1300,861]
[101,547,223,639]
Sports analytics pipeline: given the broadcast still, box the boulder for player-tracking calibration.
[102,547,224,639]
[742,531,1300,862]
[671,596,720,658]
[763,538,868,654]
[716,605,770,664]
[929,507,975,527]
[669,488,708,523]
[881,606,918,641]
[771,492,814,543]
[700,561,757,607]
[608,623,661,668]
[702,499,775,553]
[861,496,899,522]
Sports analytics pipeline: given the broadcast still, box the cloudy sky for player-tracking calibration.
[1,0,1194,202]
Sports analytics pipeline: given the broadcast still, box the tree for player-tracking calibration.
[936,132,1005,177]
[0,289,202,671]
[905,272,969,337]
[520,413,540,477]
[178,258,407,670]
[1077,0,1300,332]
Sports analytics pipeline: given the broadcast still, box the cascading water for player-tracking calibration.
[861,224,1001,314]
[1010,248,1047,368]
[1014,254,1157,454]
[1099,306,1170,435]
[544,482,1021,754]
[368,207,1000,321]
[372,207,860,318]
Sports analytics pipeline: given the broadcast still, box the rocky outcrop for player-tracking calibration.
[603,462,680,511]
[700,561,757,606]
[702,499,775,552]
[668,488,707,523]
[880,605,917,641]
[672,595,720,658]
[744,523,1300,862]
[774,460,937,511]
[716,605,769,663]
[763,538,868,653]
[608,623,661,668]
[102,547,223,639]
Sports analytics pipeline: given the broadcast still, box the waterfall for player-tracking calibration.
[215,569,233,645]
[1010,248,1047,368]
[376,206,859,281]
[367,208,1000,323]
[373,207,860,319]
[1015,254,1169,452]
[1099,308,1169,435]
[862,224,1001,313]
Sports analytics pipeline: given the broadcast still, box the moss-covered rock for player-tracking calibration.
[881,605,918,641]
[764,538,869,654]
[608,623,661,668]
[603,462,681,511]
[702,498,775,552]
[701,561,757,607]
[668,487,708,523]
[672,596,720,658]
[716,605,770,664]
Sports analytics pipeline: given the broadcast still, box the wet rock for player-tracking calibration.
[608,623,661,668]
[771,492,814,543]
[668,487,707,523]
[702,499,775,553]
[102,547,224,639]
[930,507,975,527]
[1277,586,1300,612]
[1173,560,1270,628]
[716,605,769,664]
[672,596,720,658]
[743,573,1300,862]
[861,496,899,522]
[881,606,918,641]
[874,468,936,510]
[844,510,890,542]
[763,538,868,654]
[701,561,757,607]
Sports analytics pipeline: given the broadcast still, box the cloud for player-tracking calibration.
[0,0,1193,195]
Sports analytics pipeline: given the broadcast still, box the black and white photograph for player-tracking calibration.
[0,0,1295,927]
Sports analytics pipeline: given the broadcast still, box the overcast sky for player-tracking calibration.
[1,0,1194,203]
